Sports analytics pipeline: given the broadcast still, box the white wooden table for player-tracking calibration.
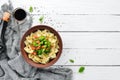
[1,0,120,80]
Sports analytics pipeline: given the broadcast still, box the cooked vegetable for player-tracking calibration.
[31,35,52,55]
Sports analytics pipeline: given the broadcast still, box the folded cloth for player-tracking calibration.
[0,0,73,80]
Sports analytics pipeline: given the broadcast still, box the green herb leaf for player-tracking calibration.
[79,66,85,73]
[39,15,44,23]
[69,59,74,63]
[29,6,33,13]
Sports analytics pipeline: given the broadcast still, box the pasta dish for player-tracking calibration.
[24,29,59,64]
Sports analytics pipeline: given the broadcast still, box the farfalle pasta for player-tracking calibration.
[24,29,59,64]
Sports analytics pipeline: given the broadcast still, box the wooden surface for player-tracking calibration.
[1,0,120,80]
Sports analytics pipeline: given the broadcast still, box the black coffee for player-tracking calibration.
[14,9,26,21]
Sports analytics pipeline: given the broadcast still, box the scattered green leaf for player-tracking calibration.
[79,66,85,73]
[39,15,44,23]
[29,6,33,13]
[69,59,74,63]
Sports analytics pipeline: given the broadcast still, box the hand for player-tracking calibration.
[2,12,10,22]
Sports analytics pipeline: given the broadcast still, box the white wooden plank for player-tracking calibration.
[54,48,120,65]
[9,0,120,14]
[53,66,120,80]
[1,1,120,32]
[32,15,120,31]
[60,32,120,48]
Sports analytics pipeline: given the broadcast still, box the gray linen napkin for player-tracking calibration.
[0,1,73,80]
